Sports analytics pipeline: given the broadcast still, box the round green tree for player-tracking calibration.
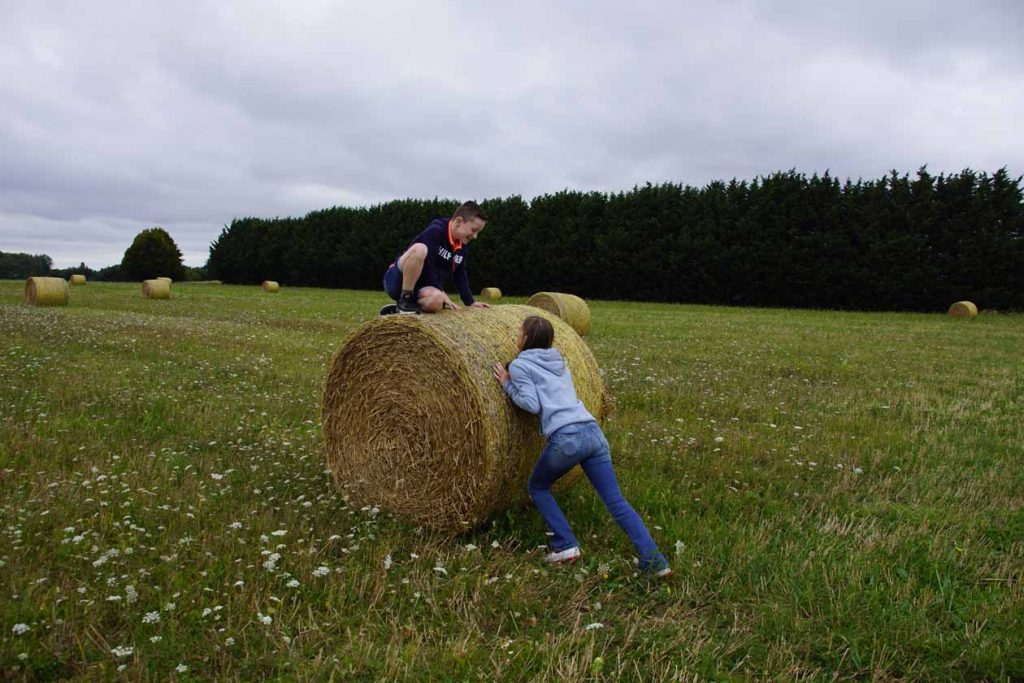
[121,228,186,281]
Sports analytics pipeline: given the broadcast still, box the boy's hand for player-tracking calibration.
[471,301,491,309]
[492,362,510,387]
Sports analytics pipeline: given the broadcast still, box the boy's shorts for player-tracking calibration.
[383,262,421,301]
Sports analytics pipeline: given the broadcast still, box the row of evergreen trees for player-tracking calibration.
[207,168,1023,311]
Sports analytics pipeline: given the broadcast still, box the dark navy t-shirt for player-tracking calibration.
[396,218,474,305]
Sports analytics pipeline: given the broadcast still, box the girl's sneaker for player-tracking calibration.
[544,546,581,564]
[655,566,673,579]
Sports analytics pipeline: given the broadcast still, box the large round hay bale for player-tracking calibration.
[480,287,502,301]
[526,292,591,336]
[69,274,86,285]
[261,280,280,292]
[948,301,978,318]
[322,304,606,532]
[142,279,171,299]
[24,277,69,306]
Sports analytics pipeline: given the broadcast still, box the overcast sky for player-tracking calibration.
[2,1,1022,268]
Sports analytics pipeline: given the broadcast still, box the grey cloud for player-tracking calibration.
[1,0,1021,268]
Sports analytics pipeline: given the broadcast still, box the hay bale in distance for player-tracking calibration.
[526,292,591,336]
[948,301,978,318]
[480,287,502,301]
[261,280,280,293]
[322,304,606,532]
[69,274,86,285]
[24,277,69,306]
[142,279,171,299]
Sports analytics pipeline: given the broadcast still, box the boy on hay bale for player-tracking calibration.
[380,201,492,315]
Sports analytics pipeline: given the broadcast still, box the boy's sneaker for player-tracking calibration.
[379,303,398,316]
[396,299,419,315]
[544,546,581,564]
[655,566,673,579]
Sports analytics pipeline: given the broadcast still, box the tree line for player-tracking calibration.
[2,228,206,282]
[207,168,1023,311]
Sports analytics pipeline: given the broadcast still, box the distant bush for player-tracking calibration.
[121,227,186,282]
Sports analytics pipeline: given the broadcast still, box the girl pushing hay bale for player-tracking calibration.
[492,315,671,575]
[322,305,606,532]
[526,292,591,336]
[141,279,171,299]
[25,277,69,306]
[261,280,280,292]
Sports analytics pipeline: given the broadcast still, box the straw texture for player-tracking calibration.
[261,281,280,292]
[24,277,69,306]
[526,292,591,336]
[480,287,502,301]
[69,274,86,285]
[322,304,606,532]
[948,301,978,318]
[142,279,171,299]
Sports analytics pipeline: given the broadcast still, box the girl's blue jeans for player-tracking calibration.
[527,421,668,571]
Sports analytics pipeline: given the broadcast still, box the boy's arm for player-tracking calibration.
[454,261,475,306]
[503,361,541,414]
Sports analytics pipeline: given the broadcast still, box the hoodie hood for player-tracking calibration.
[516,348,566,377]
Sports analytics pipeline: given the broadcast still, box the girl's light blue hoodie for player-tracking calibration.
[503,348,596,437]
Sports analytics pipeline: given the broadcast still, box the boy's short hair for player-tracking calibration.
[521,316,554,351]
[452,201,487,223]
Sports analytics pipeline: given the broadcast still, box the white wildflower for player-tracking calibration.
[176,663,188,673]
[258,613,272,625]
[12,623,30,635]
[271,529,287,537]
[313,566,330,578]
[286,579,300,588]
[383,554,392,571]
[674,540,685,556]
[142,611,160,624]
[584,622,604,631]
[433,566,448,575]
[210,473,224,480]
[225,637,235,646]
[111,645,134,658]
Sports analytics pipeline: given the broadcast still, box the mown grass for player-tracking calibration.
[1,280,1021,681]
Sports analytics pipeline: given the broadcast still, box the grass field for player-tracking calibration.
[1,281,1022,681]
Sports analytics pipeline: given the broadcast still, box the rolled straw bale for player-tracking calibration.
[322,304,606,532]
[480,287,502,301]
[261,280,280,292]
[526,292,591,336]
[141,279,171,299]
[69,274,86,285]
[948,301,978,318]
[24,277,69,306]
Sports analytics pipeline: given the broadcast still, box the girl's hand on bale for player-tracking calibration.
[492,362,510,387]
[471,301,491,309]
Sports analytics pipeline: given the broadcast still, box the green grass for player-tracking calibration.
[1,280,1022,681]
